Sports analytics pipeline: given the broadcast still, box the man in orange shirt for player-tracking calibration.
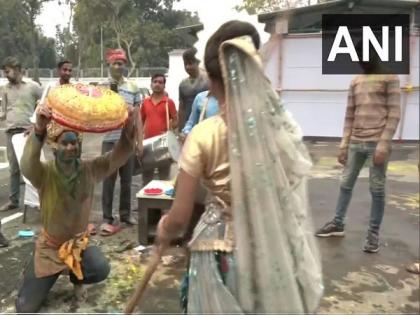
[141,74,177,184]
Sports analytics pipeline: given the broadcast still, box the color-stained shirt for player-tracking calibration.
[141,95,177,139]
[20,129,135,278]
[103,77,141,142]
[182,91,219,135]
[1,78,42,130]
[340,74,401,153]
[178,71,209,131]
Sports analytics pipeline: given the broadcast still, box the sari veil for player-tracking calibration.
[220,36,323,313]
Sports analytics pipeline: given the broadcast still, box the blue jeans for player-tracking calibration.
[333,142,388,234]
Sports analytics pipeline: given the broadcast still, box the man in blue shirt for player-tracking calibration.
[100,49,142,235]
[181,90,219,138]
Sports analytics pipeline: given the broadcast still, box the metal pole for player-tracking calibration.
[100,25,104,78]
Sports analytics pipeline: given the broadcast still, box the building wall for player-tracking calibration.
[166,49,188,109]
[263,34,420,140]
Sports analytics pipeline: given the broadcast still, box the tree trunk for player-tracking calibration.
[31,33,40,83]
[29,16,40,83]
[76,41,82,80]
[67,1,75,30]
[123,39,136,78]
[116,32,122,49]
[112,18,123,49]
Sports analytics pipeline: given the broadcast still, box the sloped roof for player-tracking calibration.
[175,24,204,34]
[258,0,420,33]
[174,24,204,48]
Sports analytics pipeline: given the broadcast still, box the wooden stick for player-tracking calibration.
[124,246,163,315]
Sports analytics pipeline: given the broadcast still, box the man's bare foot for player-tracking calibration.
[73,284,87,302]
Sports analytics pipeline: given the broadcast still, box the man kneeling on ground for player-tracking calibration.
[15,103,137,313]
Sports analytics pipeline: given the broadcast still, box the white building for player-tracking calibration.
[258,0,419,140]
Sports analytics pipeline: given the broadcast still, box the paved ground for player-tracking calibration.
[0,131,418,314]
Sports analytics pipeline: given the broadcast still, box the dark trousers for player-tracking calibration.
[101,141,134,223]
[15,246,110,314]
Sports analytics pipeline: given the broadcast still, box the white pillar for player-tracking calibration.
[166,49,187,109]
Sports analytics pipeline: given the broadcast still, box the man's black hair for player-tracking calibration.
[2,57,21,71]
[57,60,72,69]
[151,73,166,84]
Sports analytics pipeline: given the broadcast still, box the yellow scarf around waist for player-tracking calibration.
[42,229,89,280]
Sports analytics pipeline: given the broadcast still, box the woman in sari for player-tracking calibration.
[157,20,323,314]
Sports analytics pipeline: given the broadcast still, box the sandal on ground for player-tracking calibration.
[99,223,122,237]
[406,263,420,274]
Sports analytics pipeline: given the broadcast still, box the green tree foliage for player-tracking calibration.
[0,0,55,79]
[0,0,32,66]
[55,25,78,64]
[236,0,329,14]
[39,37,57,68]
[21,0,53,80]
[56,0,78,64]
[0,0,198,77]
[69,0,199,72]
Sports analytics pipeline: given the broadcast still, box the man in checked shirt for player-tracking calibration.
[316,52,401,253]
